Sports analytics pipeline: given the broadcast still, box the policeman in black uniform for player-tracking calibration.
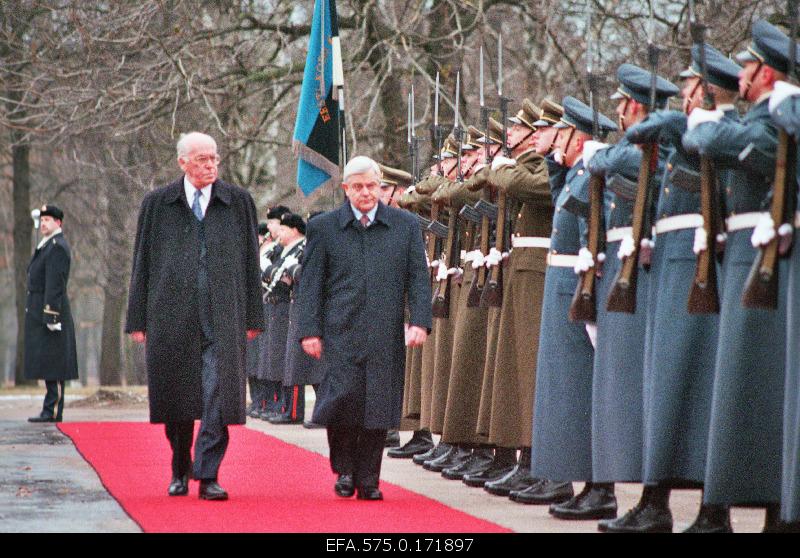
[25,205,78,422]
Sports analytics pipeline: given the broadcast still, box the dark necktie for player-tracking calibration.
[360,214,370,228]
[192,190,204,221]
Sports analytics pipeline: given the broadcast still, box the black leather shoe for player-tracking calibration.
[484,465,539,497]
[199,480,228,501]
[682,504,732,533]
[598,501,672,533]
[303,420,325,429]
[509,479,573,504]
[550,483,617,520]
[268,414,303,425]
[356,487,383,500]
[384,430,401,448]
[168,474,189,496]
[247,408,260,419]
[462,461,517,488]
[258,410,279,421]
[28,414,57,423]
[413,443,451,465]
[442,449,494,480]
[334,474,355,497]
[424,446,471,472]
[387,434,434,458]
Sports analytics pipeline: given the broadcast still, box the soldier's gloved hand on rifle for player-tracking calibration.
[435,263,463,283]
[484,247,507,268]
[582,141,610,167]
[751,214,793,255]
[687,107,724,131]
[574,247,595,275]
[693,227,708,255]
[466,250,485,269]
[491,156,516,171]
[617,235,635,259]
[770,81,800,114]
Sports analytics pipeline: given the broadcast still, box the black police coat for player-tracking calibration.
[295,201,432,429]
[125,177,264,425]
[23,232,78,381]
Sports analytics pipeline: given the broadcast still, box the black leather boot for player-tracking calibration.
[384,430,401,448]
[509,479,573,505]
[549,482,617,520]
[413,442,451,465]
[442,447,494,480]
[424,445,471,472]
[462,447,517,487]
[598,485,672,533]
[763,503,783,533]
[683,504,732,533]
[388,429,434,458]
[484,448,537,496]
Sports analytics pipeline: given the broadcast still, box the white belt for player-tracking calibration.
[512,236,551,249]
[726,212,767,232]
[546,253,579,267]
[606,227,632,243]
[654,214,704,235]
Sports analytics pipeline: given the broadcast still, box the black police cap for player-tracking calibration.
[39,204,64,221]
[280,212,306,235]
[267,205,291,220]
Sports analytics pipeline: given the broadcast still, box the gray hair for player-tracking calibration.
[176,132,217,158]
[342,155,381,183]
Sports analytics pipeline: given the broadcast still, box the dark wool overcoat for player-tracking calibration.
[296,201,432,429]
[24,232,79,381]
[125,177,264,425]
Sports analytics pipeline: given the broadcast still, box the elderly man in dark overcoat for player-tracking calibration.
[125,131,263,501]
[296,155,432,501]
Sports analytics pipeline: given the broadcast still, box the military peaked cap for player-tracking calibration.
[680,43,743,92]
[379,164,414,187]
[508,99,541,130]
[610,63,680,108]
[554,96,617,138]
[737,19,800,74]
[474,117,504,145]
[534,98,565,127]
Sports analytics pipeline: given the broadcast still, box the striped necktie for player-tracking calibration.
[192,189,204,221]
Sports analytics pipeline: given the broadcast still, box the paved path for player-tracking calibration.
[0,390,765,533]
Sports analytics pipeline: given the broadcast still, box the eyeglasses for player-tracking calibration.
[346,181,380,192]
[186,154,221,165]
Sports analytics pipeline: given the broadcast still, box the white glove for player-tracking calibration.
[751,214,776,248]
[47,323,62,332]
[585,323,598,349]
[617,235,636,259]
[406,185,416,194]
[716,232,728,245]
[485,247,503,268]
[553,149,565,165]
[574,247,595,275]
[582,140,610,167]
[471,253,486,269]
[687,107,724,131]
[693,227,708,255]
[770,80,800,114]
[429,259,441,269]
[435,264,459,282]
[491,156,517,171]
[597,252,606,263]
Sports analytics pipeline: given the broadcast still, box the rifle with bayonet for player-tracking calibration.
[481,34,510,308]
[742,0,799,309]
[432,72,464,318]
[686,0,721,314]
[606,8,660,313]
[570,3,605,323]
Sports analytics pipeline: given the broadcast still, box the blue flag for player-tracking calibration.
[292,0,341,197]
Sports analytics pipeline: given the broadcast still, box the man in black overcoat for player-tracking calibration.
[25,204,78,422]
[125,132,263,500]
[296,156,432,500]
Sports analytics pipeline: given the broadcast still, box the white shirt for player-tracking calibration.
[350,203,379,227]
[184,176,212,217]
[37,227,62,250]
[716,104,736,113]
[755,91,772,106]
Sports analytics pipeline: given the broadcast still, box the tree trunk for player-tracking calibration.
[99,282,125,385]
[12,138,33,386]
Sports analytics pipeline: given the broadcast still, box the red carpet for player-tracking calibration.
[58,422,510,533]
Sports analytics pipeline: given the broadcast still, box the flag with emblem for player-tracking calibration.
[292,0,344,197]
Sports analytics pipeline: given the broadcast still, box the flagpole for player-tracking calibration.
[331,0,345,209]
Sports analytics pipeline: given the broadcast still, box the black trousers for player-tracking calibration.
[41,380,65,420]
[327,425,386,489]
[164,342,228,481]
[279,385,305,420]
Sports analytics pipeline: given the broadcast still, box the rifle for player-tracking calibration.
[686,0,721,314]
[432,72,464,318]
[741,0,799,309]
[570,2,605,323]
[606,8,660,313]
[481,34,510,308]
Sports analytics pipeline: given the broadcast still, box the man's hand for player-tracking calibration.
[301,336,323,359]
[405,326,428,347]
[247,329,261,342]
[130,331,146,344]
